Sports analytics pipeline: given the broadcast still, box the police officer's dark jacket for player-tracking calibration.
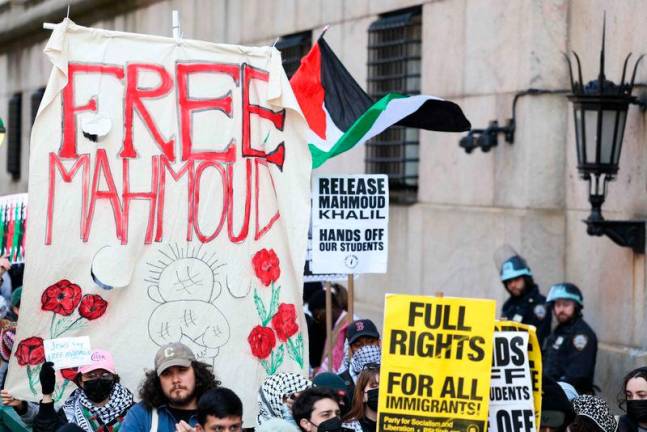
[502,284,551,345]
[542,315,597,394]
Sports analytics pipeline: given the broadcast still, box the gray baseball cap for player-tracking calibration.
[154,342,196,376]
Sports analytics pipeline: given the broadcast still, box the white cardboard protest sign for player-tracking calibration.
[44,336,92,370]
[311,174,389,274]
[304,224,347,282]
[489,331,536,432]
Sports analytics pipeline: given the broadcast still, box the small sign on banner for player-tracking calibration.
[488,331,536,432]
[378,294,496,432]
[44,336,92,370]
[311,174,389,274]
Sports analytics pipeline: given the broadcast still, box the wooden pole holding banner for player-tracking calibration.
[325,282,333,369]
[347,274,355,324]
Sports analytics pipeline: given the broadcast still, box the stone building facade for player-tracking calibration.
[1,0,646,402]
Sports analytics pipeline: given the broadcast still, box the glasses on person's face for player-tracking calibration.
[363,362,380,371]
[283,392,297,402]
[81,371,114,381]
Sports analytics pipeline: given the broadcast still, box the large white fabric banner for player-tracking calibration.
[6,19,311,425]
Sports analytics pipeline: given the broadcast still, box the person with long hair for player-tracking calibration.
[343,366,379,432]
[618,367,647,432]
[121,342,219,431]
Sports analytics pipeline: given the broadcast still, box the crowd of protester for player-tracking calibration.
[0,257,646,431]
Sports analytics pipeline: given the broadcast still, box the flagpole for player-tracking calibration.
[172,10,182,41]
[325,282,333,369]
[347,274,354,324]
[318,25,329,40]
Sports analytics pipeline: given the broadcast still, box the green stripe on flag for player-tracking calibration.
[12,204,21,261]
[0,207,5,255]
[309,93,407,168]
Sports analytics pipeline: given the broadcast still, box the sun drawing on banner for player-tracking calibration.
[146,243,234,365]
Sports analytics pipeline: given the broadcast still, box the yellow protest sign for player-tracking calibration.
[378,294,496,432]
[494,321,543,429]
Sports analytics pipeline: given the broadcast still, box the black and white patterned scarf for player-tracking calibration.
[572,394,617,432]
[337,341,351,374]
[62,383,134,431]
[349,344,381,382]
[257,372,311,425]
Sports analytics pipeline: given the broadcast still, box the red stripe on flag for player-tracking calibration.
[290,42,326,140]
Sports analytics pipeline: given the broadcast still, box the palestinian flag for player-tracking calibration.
[290,37,471,168]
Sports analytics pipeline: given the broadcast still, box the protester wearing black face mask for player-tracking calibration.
[618,367,647,432]
[292,387,358,432]
[343,368,379,432]
[33,349,134,432]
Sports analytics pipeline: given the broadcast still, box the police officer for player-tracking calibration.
[542,283,598,394]
[499,255,551,344]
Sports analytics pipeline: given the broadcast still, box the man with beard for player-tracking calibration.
[121,342,219,431]
[542,283,598,395]
[499,254,551,345]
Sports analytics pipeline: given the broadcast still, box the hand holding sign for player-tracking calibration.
[39,362,56,396]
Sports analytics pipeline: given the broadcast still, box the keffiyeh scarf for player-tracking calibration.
[349,344,381,382]
[62,383,134,431]
[257,372,311,425]
[337,340,351,374]
[572,394,617,432]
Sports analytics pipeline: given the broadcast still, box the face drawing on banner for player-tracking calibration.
[146,243,241,365]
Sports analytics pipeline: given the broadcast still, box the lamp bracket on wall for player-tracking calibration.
[631,83,647,111]
[459,88,568,154]
[585,220,645,253]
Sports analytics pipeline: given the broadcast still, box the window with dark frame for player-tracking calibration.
[276,31,312,79]
[7,93,22,181]
[31,87,46,126]
[366,7,422,202]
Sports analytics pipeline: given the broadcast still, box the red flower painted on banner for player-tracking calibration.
[271,303,299,342]
[78,294,108,320]
[252,249,281,286]
[248,326,276,359]
[15,337,45,366]
[60,367,79,381]
[41,280,82,316]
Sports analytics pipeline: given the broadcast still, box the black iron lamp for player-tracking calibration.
[565,18,645,253]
